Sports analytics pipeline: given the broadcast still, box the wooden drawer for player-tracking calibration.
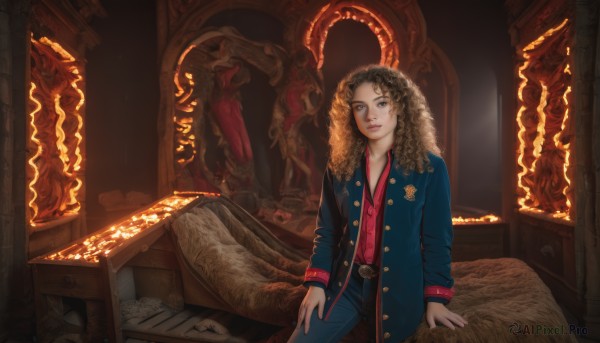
[452,223,507,261]
[34,264,103,300]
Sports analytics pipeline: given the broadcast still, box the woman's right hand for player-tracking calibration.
[297,285,326,334]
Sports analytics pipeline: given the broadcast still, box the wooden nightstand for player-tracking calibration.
[452,222,508,261]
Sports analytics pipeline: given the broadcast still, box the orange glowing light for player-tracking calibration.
[452,214,500,225]
[28,37,85,224]
[557,46,573,218]
[173,60,198,168]
[304,4,397,69]
[530,82,548,173]
[174,44,196,97]
[55,94,71,174]
[42,194,202,263]
[516,57,532,207]
[66,70,85,212]
[515,19,572,222]
[27,82,43,223]
[39,37,75,62]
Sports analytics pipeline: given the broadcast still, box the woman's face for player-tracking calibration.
[351,82,398,145]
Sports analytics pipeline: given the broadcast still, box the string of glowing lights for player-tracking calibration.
[557,47,572,218]
[66,69,85,213]
[27,82,43,223]
[42,194,202,263]
[452,214,500,225]
[529,82,548,180]
[174,55,198,167]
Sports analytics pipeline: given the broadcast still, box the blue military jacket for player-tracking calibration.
[306,151,454,342]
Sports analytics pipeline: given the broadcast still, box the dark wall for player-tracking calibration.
[86,0,158,230]
[420,0,513,215]
[316,20,381,169]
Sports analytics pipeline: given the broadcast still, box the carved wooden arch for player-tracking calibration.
[157,0,287,196]
[295,0,431,76]
[302,2,401,69]
[294,0,459,198]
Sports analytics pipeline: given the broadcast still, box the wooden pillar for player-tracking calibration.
[574,0,600,338]
[10,0,32,337]
[0,0,32,338]
[0,0,15,338]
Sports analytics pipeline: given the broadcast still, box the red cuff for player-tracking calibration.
[424,286,455,300]
[304,267,330,286]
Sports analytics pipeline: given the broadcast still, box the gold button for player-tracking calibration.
[387,199,393,205]
[355,181,361,187]
[327,296,331,300]
[384,225,391,231]
[383,287,389,292]
[384,246,390,252]
[384,332,391,339]
[383,314,389,320]
[353,220,359,227]
[350,240,355,246]
[343,260,349,267]
[338,281,342,287]
[354,200,360,207]
[389,178,396,184]
[383,267,389,272]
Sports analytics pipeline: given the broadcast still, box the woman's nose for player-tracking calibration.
[366,108,377,121]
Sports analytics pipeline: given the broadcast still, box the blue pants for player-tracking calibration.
[287,264,377,343]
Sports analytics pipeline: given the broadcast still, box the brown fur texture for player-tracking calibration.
[172,201,307,327]
[267,258,577,343]
[404,258,577,343]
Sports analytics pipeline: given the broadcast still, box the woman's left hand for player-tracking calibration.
[425,302,468,330]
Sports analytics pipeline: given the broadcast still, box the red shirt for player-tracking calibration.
[304,148,391,286]
[355,147,392,265]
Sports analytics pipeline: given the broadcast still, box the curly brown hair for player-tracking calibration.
[328,65,441,180]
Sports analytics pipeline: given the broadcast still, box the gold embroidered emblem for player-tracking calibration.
[404,184,417,201]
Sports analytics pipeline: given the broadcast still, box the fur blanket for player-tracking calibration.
[172,199,307,327]
[173,198,575,342]
[405,258,577,343]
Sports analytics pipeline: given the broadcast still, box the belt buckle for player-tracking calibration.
[358,264,377,279]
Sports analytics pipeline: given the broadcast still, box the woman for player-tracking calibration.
[288,65,467,342]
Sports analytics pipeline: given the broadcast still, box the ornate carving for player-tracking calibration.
[269,47,324,199]
[32,0,102,53]
[28,37,84,224]
[173,27,287,194]
[167,0,202,34]
[303,3,400,68]
[516,20,573,220]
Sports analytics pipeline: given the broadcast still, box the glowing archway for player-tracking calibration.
[303,3,400,69]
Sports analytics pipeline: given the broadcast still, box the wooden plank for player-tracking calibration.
[167,314,204,335]
[108,224,167,271]
[136,310,175,330]
[100,258,121,343]
[154,309,194,332]
[126,248,180,270]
